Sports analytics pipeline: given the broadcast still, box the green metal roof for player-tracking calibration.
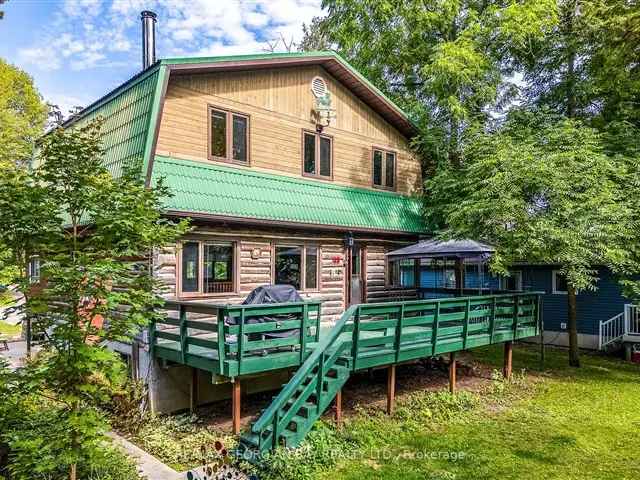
[65,67,162,178]
[151,155,426,234]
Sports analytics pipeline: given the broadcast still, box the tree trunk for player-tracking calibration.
[564,0,579,118]
[69,463,76,480]
[567,285,580,367]
[22,258,31,358]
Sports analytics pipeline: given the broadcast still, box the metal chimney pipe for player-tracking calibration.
[141,10,157,70]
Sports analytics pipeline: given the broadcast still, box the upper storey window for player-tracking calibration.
[208,106,249,164]
[302,130,332,179]
[372,148,396,190]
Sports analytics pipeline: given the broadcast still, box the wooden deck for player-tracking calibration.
[150,293,541,456]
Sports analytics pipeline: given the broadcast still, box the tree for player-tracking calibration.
[0,58,48,308]
[0,121,189,478]
[0,0,8,20]
[424,111,640,367]
[298,16,333,51]
[0,165,59,353]
[517,1,640,147]
[300,0,557,170]
[0,58,47,168]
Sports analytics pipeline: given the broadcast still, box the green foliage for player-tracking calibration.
[424,111,639,291]
[0,360,138,480]
[302,0,556,168]
[424,111,640,365]
[0,120,189,477]
[310,346,640,480]
[256,422,353,480]
[130,414,236,471]
[0,58,47,168]
[0,164,59,290]
[102,379,148,435]
[0,321,20,337]
[519,0,640,131]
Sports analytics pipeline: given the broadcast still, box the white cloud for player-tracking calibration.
[19,47,62,71]
[19,0,324,73]
[45,92,92,115]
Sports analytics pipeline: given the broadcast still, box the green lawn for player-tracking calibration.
[255,345,640,480]
[0,320,21,337]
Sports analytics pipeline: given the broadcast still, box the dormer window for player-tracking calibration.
[208,106,249,164]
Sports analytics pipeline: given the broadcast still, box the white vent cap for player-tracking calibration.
[311,76,328,98]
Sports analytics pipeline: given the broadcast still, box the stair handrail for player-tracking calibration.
[599,311,625,349]
[251,304,359,433]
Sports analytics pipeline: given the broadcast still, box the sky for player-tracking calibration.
[0,0,324,114]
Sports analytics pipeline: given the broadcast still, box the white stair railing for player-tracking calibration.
[625,304,639,336]
[599,312,626,350]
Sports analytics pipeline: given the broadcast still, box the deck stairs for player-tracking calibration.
[599,304,640,350]
[236,306,355,460]
[235,293,540,461]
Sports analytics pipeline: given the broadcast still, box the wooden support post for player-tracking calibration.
[449,351,457,394]
[386,364,396,415]
[190,367,198,414]
[232,379,241,435]
[335,389,343,426]
[503,341,513,379]
[455,258,464,296]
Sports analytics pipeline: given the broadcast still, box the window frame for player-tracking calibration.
[272,243,321,292]
[500,271,523,291]
[28,256,41,284]
[207,105,251,165]
[177,240,240,298]
[551,270,568,294]
[371,147,397,191]
[301,129,333,181]
[386,257,419,289]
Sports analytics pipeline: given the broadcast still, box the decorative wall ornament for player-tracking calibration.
[310,76,336,127]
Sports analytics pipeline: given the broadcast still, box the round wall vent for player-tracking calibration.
[311,76,328,98]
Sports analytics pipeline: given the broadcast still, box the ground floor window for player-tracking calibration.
[552,270,568,294]
[28,256,41,283]
[389,259,417,288]
[275,244,319,291]
[500,271,523,291]
[180,241,236,296]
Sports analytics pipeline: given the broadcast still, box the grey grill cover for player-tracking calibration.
[237,284,304,338]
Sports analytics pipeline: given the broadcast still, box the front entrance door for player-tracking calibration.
[348,243,364,306]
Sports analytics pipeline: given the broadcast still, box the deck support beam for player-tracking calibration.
[190,367,199,414]
[449,352,457,394]
[387,364,396,415]
[232,379,241,435]
[503,341,513,379]
[335,389,343,425]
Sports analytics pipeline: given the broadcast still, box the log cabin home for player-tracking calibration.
[56,15,549,446]
[67,50,426,325]
[62,13,428,414]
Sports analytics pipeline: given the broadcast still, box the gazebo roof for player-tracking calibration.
[386,239,495,261]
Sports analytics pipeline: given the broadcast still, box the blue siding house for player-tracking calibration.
[516,266,632,349]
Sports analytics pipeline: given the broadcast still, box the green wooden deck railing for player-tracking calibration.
[236,292,541,459]
[149,300,322,377]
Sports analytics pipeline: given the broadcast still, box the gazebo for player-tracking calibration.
[386,239,497,298]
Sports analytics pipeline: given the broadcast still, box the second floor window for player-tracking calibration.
[372,149,396,190]
[302,131,332,179]
[209,106,249,164]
